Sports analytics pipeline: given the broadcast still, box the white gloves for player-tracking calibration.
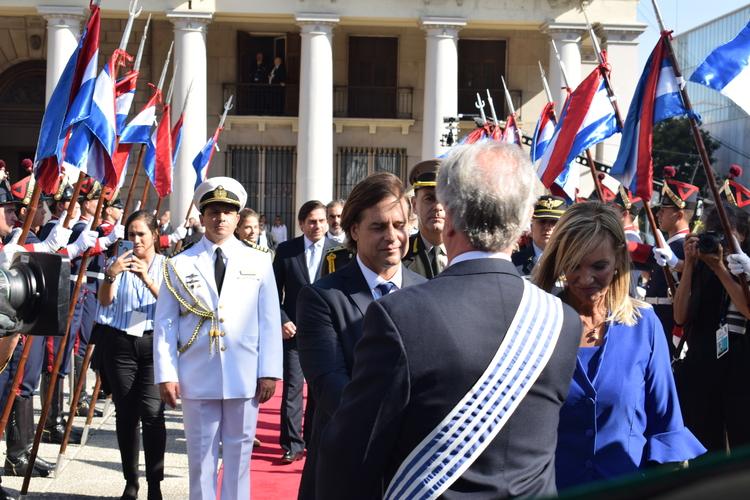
[167,226,187,245]
[0,228,24,268]
[32,214,73,253]
[727,252,750,278]
[97,224,125,251]
[65,228,98,260]
[653,246,678,267]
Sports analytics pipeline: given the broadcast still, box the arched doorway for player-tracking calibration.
[0,59,46,180]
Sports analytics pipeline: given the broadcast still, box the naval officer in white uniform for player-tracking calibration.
[153,177,283,500]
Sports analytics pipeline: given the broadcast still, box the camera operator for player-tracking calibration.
[673,201,750,454]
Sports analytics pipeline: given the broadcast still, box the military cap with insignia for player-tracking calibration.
[193,176,247,211]
[0,160,18,206]
[612,185,644,216]
[103,186,124,209]
[533,195,567,220]
[658,166,699,210]
[408,159,440,190]
[720,164,750,215]
[10,159,43,206]
[79,177,102,201]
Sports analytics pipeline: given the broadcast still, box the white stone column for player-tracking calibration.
[167,10,212,222]
[37,6,85,104]
[543,23,584,116]
[595,24,645,165]
[295,13,339,213]
[420,17,465,160]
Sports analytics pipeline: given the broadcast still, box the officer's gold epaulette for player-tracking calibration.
[169,240,195,257]
[241,239,271,253]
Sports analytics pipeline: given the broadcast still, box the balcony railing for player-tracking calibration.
[334,86,414,119]
[227,82,300,117]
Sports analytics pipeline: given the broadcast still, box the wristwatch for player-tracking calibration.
[104,271,116,283]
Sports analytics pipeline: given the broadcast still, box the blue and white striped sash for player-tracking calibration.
[384,280,564,500]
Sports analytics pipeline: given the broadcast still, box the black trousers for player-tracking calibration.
[101,326,166,483]
[280,340,315,454]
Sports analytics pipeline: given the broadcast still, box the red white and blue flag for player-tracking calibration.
[537,64,620,200]
[531,101,557,163]
[119,88,160,145]
[171,110,184,164]
[192,127,221,189]
[115,69,139,132]
[611,34,688,200]
[63,50,125,187]
[143,104,173,197]
[501,115,521,145]
[33,3,100,192]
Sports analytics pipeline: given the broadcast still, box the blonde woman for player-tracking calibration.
[534,202,704,491]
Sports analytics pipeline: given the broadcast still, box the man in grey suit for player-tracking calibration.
[316,142,581,499]
[296,173,426,499]
[273,200,337,463]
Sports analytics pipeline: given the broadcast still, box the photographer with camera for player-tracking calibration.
[673,200,750,454]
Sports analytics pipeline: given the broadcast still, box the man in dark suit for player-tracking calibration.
[273,200,336,463]
[296,173,427,499]
[316,142,581,499]
[402,159,446,279]
[511,195,567,277]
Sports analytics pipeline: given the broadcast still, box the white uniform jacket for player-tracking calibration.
[153,236,283,399]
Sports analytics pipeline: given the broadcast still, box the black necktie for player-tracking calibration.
[430,247,440,277]
[214,247,226,294]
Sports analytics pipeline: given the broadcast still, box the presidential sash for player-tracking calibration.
[384,280,564,500]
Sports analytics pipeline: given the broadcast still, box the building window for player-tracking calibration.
[336,147,407,198]
[228,145,296,232]
[457,39,507,118]
[340,36,401,118]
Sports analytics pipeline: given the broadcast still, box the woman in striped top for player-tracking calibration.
[98,210,166,500]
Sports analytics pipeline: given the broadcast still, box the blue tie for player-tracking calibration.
[376,281,398,297]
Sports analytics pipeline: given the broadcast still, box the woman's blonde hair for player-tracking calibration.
[533,201,643,325]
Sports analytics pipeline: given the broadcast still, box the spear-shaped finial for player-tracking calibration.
[118,0,142,52]
[156,41,174,92]
[500,75,516,116]
[218,95,234,131]
[580,2,605,66]
[486,89,499,125]
[550,39,572,89]
[538,61,554,104]
[133,14,151,72]
[474,93,487,124]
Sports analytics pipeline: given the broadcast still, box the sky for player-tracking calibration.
[637,0,749,64]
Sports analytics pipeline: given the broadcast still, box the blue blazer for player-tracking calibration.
[555,305,706,491]
[296,261,426,499]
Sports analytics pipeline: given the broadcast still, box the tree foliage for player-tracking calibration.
[652,117,720,189]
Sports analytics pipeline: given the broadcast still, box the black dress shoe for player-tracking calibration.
[41,424,81,445]
[4,455,50,477]
[32,455,55,475]
[281,450,304,463]
[121,480,139,500]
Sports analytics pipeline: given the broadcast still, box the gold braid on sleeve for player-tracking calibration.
[162,259,222,355]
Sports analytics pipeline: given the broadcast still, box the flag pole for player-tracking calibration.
[123,144,145,216]
[78,373,103,447]
[500,76,524,146]
[649,0,750,301]
[174,95,234,253]
[20,185,107,497]
[117,0,142,53]
[580,2,677,297]
[0,164,88,445]
[474,93,487,125]
[485,90,499,126]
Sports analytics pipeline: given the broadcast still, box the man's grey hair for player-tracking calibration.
[436,141,537,252]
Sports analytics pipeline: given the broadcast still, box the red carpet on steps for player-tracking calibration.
[217,381,306,499]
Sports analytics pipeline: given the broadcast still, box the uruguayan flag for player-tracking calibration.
[119,92,159,145]
[690,20,750,116]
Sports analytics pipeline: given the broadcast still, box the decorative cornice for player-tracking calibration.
[420,16,467,30]
[36,5,85,26]
[598,22,648,45]
[295,13,340,25]
[166,10,213,31]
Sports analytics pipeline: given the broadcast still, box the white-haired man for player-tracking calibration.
[316,142,581,499]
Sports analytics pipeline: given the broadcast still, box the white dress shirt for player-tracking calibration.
[356,255,403,299]
[304,236,325,282]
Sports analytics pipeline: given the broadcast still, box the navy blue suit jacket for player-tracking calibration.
[296,261,426,499]
[316,257,581,499]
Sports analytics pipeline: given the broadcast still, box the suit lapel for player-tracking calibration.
[192,240,219,301]
[293,237,311,284]
[341,262,374,317]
